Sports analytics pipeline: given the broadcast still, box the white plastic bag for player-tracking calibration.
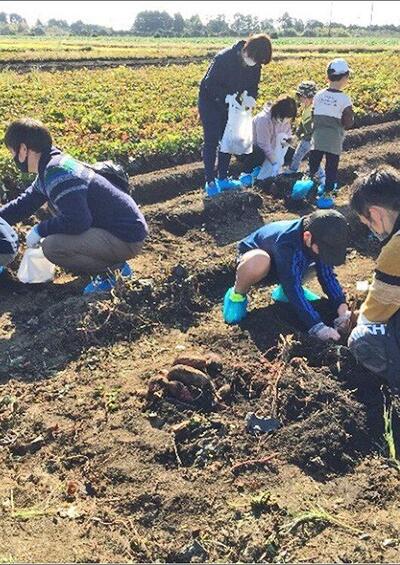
[220,94,253,155]
[258,133,291,180]
[17,248,55,284]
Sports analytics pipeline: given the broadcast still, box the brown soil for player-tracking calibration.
[0,128,399,563]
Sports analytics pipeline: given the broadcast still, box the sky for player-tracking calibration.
[0,1,398,29]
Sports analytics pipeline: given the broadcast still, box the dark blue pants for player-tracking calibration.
[198,96,231,183]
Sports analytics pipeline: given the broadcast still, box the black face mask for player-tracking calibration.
[14,146,29,173]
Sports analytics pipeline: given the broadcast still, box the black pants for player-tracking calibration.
[309,150,340,191]
[237,145,265,174]
[198,95,231,183]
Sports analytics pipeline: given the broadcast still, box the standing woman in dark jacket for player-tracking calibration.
[198,34,272,196]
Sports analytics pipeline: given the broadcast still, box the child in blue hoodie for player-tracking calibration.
[223,210,351,341]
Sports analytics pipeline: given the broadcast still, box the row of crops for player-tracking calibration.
[0,35,399,62]
[0,52,399,193]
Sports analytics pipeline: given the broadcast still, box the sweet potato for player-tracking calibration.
[147,374,169,399]
[172,355,208,371]
[167,364,213,391]
[165,380,194,402]
[172,353,223,373]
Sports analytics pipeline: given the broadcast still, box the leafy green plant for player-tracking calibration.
[283,505,362,535]
[250,491,281,515]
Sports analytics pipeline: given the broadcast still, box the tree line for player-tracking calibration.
[0,10,399,37]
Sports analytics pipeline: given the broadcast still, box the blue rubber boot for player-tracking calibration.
[216,177,243,192]
[252,166,261,179]
[83,262,133,295]
[223,287,248,324]
[238,173,253,188]
[271,284,320,303]
[205,180,220,198]
[0,266,4,276]
[316,194,335,209]
[291,179,314,200]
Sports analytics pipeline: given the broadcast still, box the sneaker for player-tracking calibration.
[205,180,220,198]
[216,177,243,192]
[271,284,320,303]
[223,287,248,324]
[238,172,253,188]
[291,179,314,200]
[316,194,335,209]
[83,262,133,295]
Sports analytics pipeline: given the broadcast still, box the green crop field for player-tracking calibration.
[0,50,399,196]
[0,35,399,63]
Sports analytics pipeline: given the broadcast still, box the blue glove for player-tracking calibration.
[26,225,41,248]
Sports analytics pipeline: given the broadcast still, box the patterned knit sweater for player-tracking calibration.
[0,147,148,243]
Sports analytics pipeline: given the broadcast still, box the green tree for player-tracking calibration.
[183,15,205,36]
[231,13,261,36]
[31,19,45,36]
[131,11,174,35]
[172,13,185,35]
[9,13,23,24]
[278,11,294,30]
[206,14,231,36]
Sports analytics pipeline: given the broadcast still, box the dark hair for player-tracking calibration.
[327,71,349,81]
[244,34,272,65]
[4,118,52,153]
[350,167,400,219]
[270,96,297,120]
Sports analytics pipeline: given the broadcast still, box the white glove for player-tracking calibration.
[334,310,352,333]
[242,93,256,109]
[225,93,241,109]
[26,225,41,248]
[309,322,341,342]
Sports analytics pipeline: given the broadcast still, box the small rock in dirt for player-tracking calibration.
[171,264,188,280]
[58,505,82,520]
[66,480,79,499]
[217,384,232,402]
[245,412,281,435]
[382,539,398,548]
[173,539,208,563]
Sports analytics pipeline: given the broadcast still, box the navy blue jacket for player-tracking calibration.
[238,219,346,330]
[0,148,148,243]
[0,217,18,257]
[199,40,261,108]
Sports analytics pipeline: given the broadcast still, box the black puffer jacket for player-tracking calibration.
[199,41,261,108]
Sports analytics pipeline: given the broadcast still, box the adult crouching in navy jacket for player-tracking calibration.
[0,119,148,295]
[198,34,272,196]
